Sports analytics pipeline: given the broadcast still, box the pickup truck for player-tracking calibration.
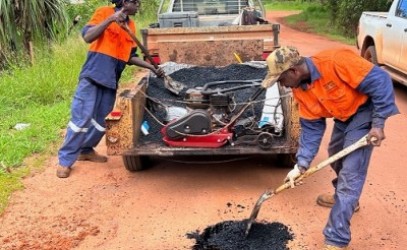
[104,0,298,171]
[141,0,280,66]
[357,0,407,86]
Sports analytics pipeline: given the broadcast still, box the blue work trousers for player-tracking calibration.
[323,110,374,247]
[58,78,116,167]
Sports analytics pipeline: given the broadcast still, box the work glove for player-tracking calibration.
[284,164,306,188]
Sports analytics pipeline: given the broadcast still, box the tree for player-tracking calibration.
[0,0,69,69]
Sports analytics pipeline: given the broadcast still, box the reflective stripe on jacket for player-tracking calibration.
[292,49,373,121]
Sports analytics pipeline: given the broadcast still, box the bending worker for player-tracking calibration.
[57,0,164,178]
[263,46,399,249]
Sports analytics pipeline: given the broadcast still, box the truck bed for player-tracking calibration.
[105,63,300,171]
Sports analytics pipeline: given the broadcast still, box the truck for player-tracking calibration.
[356,0,407,86]
[141,0,281,66]
[104,0,299,171]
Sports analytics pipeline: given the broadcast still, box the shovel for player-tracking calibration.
[245,134,373,236]
[122,24,184,95]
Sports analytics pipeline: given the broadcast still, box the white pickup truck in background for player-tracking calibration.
[357,0,407,86]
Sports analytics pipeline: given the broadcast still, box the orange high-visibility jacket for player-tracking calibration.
[87,6,136,62]
[292,49,373,122]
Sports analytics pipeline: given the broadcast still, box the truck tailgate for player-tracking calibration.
[142,24,280,65]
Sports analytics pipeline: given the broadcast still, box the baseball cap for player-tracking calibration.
[263,46,301,88]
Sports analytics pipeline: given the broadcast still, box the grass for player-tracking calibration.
[0,16,149,214]
[264,0,317,11]
[0,168,27,213]
[0,37,84,214]
[264,1,355,45]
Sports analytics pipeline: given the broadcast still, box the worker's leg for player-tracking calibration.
[323,122,374,247]
[327,120,346,189]
[80,85,116,154]
[58,78,98,167]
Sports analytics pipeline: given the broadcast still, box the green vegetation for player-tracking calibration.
[264,0,318,11]
[264,0,390,40]
[0,36,85,213]
[263,1,353,43]
[263,1,355,44]
[0,0,70,70]
[0,168,28,213]
[0,1,158,214]
[282,5,356,44]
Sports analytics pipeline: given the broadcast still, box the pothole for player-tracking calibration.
[187,219,294,250]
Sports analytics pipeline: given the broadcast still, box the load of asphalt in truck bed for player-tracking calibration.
[187,219,294,250]
[140,64,268,144]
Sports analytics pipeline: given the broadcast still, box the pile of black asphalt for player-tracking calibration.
[140,64,268,144]
[187,219,294,250]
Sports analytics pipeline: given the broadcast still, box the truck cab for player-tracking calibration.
[156,0,266,27]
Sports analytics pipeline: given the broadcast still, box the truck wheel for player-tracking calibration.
[278,153,296,167]
[364,46,378,65]
[122,155,151,172]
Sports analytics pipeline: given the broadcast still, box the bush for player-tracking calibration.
[336,0,391,36]
[66,0,160,34]
[65,0,107,33]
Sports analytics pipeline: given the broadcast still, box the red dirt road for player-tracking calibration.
[1,11,407,250]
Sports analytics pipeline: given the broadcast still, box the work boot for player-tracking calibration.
[323,244,348,250]
[317,194,360,212]
[56,165,71,178]
[77,151,108,163]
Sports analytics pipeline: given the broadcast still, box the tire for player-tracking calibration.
[364,45,378,65]
[277,153,296,168]
[122,155,151,172]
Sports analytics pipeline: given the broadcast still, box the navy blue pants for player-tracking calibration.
[58,78,116,167]
[323,110,374,247]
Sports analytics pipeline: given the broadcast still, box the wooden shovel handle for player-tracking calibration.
[274,134,371,195]
[123,24,159,69]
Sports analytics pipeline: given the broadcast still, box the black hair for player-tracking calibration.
[111,0,124,8]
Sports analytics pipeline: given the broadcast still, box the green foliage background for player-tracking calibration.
[328,0,391,36]
[0,0,70,70]
[265,0,391,37]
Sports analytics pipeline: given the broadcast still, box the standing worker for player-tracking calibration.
[262,46,399,249]
[57,0,164,178]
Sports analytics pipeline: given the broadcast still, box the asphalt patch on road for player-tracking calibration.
[187,219,294,250]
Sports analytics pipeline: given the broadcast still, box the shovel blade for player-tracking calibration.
[164,76,184,95]
[245,190,274,236]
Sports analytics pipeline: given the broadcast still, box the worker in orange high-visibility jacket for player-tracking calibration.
[262,47,399,250]
[57,0,164,178]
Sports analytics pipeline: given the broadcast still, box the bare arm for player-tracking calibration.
[128,56,165,77]
[128,56,155,71]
